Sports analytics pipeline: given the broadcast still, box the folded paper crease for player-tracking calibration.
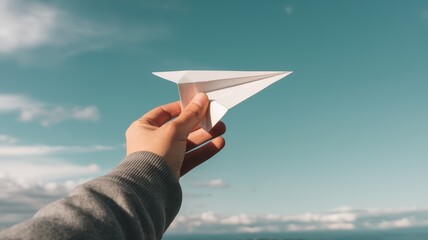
[153,70,292,131]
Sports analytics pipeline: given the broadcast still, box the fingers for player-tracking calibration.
[186,121,226,152]
[139,101,181,126]
[180,137,226,176]
[173,93,209,135]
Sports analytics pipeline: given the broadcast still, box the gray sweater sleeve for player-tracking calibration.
[0,151,182,240]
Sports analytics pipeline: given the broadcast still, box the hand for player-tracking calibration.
[126,93,226,179]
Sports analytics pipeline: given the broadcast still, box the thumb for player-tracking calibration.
[173,93,209,135]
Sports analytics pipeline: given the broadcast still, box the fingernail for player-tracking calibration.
[192,93,207,107]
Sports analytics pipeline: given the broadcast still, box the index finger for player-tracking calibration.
[139,101,182,127]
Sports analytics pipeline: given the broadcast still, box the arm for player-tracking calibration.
[0,93,226,240]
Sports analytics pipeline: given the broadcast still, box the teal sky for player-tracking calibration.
[1,0,427,233]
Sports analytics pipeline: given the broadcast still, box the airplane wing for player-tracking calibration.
[153,70,292,131]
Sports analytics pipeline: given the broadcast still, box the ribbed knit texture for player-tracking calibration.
[0,151,182,240]
[104,151,182,233]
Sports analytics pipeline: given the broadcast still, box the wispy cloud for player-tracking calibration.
[0,144,114,156]
[193,178,229,188]
[0,160,100,180]
[169,207,428,233]
[0,0,169,62]
[0,94,99,126]
[0,134,114,179]
[376,218,412,229]
[0,135,18,145]
[284,6,293,15]
[0,0,58,53]
[0,0,108,56]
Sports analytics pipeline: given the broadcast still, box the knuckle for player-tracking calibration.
[141,117,158,127]
[183,106,201,120]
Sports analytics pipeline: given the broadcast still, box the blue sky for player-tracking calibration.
[1,0,428,234]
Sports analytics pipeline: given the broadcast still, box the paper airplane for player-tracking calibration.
[153,70,292,131]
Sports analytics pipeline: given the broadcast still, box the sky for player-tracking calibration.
[0,0,428,234]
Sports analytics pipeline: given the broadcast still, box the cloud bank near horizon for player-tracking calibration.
[169,207,428,234]
[0,175,87,228]
[0,134,113,228]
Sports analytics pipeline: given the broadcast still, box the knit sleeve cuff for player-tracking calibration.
[103,151,182,224]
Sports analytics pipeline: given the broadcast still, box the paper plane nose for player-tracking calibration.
[153,71,187,83]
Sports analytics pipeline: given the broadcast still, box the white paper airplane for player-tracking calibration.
[153,70,293,131]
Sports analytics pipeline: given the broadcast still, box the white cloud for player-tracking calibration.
[358,206,427,217]
[377,218,411,229]
[193,178,229,188]
[325,222,355,230]
[0,135,114,180]
[200,212,219,223]
[0,134,114,180]
[0,160,100,180]
[168,207,428,234]
[0,175,88,228]
[0,0,107,56]
[287,224,318,232]
[0,94,99,126]
[0,0,169,62]
[0,140,105,227]
[0,144,114,156]
[0,135,113,229]
[237,226,263,233]
[0,135,18,144]
[282,212,357,223]
[220,214,254,225]
[0,0,57,53]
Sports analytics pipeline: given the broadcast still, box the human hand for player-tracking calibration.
[126,93,226,179]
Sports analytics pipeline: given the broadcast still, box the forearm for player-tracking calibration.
[0,151,182,240]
